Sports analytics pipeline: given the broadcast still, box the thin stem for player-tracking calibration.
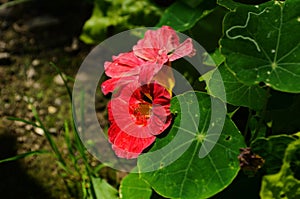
[244,108,252,145]
[251,87,271,143]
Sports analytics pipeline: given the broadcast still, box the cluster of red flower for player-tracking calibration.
[101,26,195,159]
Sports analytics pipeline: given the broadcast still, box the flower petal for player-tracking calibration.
[101,75,139,96]
[158,26,180,51]
[133,26,195,64]
[169,38,196,62]
[104,52,144,78]
[101,78,120,95]
[138,63,163,85]
[133,26,179,63]
[107,82,172,158]
[108,122,156,159]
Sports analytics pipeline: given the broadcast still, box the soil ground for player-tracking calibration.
[0,1,115,198]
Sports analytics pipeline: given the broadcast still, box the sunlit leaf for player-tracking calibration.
[178,0,204,8]
[207,63,268,110]
[80,0,161,44]
[220,0,300,93]
[251,134,296,174]
[91,177,118,199]
[156,1,215,31]
[138,92,245,199]
[119,173,152,199]
[260,137,300,198]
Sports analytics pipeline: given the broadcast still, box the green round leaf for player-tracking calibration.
[156,1,215,31]
[208,63,268,110]
[120,173,152,199]
[260,137,300,199]
[91,177,118,199]
[251,134,296,175]
[137,92,246,199]
[220,0,300,93]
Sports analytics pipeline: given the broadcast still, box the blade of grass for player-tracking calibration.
[64,120,75,159]
[7,116,40,128]
[50,62,72,101]
[0,150,49,164]
[30,103,67,168]
[64,120,83,177]
[93,164,106,174]
[72,92,99,199]
[52,61,101,198]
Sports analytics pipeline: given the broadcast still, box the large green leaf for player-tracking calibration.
[178,0,204,8]
[260,137,300,198]
[251,134,296,175]
[80,0,161,44]
[137,92,246,199]
[207,63,268,110]
[119,173,152,199]
[91,177,119,199]
[266,93,300,134]
[220,0,300,93]
[156,1,215,31]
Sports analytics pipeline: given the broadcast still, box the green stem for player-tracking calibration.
[244,108,252,145]
[251,87,271,143]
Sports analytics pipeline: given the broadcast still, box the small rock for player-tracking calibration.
[15,94,22,102]
[32,144,40,151]
[29,38,35,45]
[23,96,33,103]
[27,103,33,110]
[33,82,40,89]
[0,41,6,51]
[53,74,65,85]
[25,79,34,87]
[25,124,32,131]
[39,109,46,116]
[32,59,40,67]
[54,98,62,106]
[17,136,27,143]
[23,96,28,102]
[48,106,57,114]
[53,74,66,86]
[33,101,39,107]
[64,37,79,53]
[49,128,57,134]
[15,120,25,127]
[34,127,44,136]
[0,52,11,65]
[26,67,36,79]
[4,103,10,109]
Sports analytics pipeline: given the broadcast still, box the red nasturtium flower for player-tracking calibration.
[102,26,195,95]
[133,25,195,64]
[101,26,195,159]
[101,52,146,95]
[108,82,172,159]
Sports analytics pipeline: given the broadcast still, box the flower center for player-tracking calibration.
[132,103,152,126]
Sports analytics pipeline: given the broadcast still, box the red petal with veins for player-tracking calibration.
[107,82,171,159]
[133,26,195,64]
[169,38,196,62]
[104,52,145,78]
[108,123,156,159]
